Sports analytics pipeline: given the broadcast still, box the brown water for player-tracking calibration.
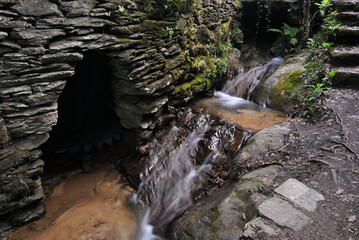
[195,92,289,131]
[10,163,136,240]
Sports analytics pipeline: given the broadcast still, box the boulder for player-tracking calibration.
[254,57,305,113]
[237,122,291,161]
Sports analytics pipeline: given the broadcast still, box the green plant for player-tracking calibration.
[118,5,125,13]
[166,27,174,39]
[269,23,300,47]
[233,28,244,45]
[214,58,227,72]
[298,0,340,117]
[215,41,232,57]
[299,83,325,117]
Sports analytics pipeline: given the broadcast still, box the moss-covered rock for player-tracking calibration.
[271,69,303,111]
[218,17,232,42]
[254,57,305,113]
[172,74,212,104]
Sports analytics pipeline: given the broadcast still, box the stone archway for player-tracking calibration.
[40,51,123,172]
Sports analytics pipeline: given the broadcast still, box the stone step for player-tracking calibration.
[336,11,359,26]
[336,25,359,43]
[333,0,359,12]
[332,66,359,86]
[331,45,359,65]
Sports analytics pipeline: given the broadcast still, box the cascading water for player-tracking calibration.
[222,57,284,100]
[134,112,212,240]
[196,57,288,131]
[132,111,249,240]
[132,57,287,239]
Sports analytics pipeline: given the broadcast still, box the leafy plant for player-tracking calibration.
[166,27,174,39]
[268,23,300,47]
[215,41,232,57]
[298,0,340,117]
[299,83,325,117]
[118,5,125,13]
[214,59,227,72]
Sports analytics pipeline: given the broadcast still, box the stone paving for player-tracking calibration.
[243,178,325,238]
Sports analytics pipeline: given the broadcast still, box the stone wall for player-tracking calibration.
[0,0,240,224]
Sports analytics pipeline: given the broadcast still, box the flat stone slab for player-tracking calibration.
[242,165,283,186]
[275,178,324,211]
[243,217,282,238]
[258,197,312,231]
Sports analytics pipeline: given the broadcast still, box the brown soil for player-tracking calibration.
[9,163,136,240]
[245,88,359,239]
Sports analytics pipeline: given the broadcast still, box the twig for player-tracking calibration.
[278,143,290,152]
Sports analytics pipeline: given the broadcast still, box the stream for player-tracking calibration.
[10,57,288,240]
[133,57,287,239]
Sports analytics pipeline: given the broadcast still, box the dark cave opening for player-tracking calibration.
[241,2,292,48]
[40,52,124,177]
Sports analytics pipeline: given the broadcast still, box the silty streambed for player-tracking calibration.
[133,58,288,239]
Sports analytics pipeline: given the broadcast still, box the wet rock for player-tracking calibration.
[167,186,257,240]
[274,178,325,212]
[254,57,305,112]
[258,197,312,231]
[237,122,291,161]
[168,165,283,239]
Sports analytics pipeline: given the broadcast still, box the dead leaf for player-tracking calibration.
[336,189,345,195]
[348,215,356,222]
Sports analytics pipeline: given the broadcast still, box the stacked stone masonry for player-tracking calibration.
[0,0,241,224]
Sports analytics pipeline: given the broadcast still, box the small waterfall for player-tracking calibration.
[223,57,284,100]
[132,58,285,239]
[133,112,215,239]
[132,110,249,239]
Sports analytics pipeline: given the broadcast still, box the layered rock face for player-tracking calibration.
[0,0,240,224]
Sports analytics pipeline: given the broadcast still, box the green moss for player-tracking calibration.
[208,207,221,239]
[271,70,303,109]
[218,18,232,42]
[174,74,211,102]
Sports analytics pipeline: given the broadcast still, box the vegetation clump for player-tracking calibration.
[299,0,339,117]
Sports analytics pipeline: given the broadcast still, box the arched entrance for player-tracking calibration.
[41,52,123,174]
